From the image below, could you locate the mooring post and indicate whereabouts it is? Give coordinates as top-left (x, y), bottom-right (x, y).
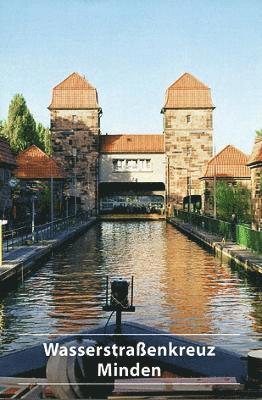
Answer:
top-left (115, 309), bottom-right (122, 334)
top-left (248, 349), bottom-right (262, 388)
top-left (0, 223), bottom-right (2, 267)
top-left (106, 276), bottom-right (109, 307)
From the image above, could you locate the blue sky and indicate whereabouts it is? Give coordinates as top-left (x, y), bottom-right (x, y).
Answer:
top-left (0, 0), bottom-right (261, 153)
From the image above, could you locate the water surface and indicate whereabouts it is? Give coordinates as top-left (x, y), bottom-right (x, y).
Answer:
top-left (0, 221), bottom-right (261, 354)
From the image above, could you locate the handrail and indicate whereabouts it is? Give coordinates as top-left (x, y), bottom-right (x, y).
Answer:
top-left (173, 209), bottom-right (262, 253)
top-left (3, 212), bottom-right (90, 253)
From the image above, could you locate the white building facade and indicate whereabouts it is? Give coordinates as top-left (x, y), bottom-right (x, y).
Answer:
top-left (99, 135), bottom-right (166, 214)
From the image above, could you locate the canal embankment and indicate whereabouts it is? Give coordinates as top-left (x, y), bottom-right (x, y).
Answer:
top-left (168, 217), bottom-right (262, 274)
top-left (0, 216), bottom-right (96, 292)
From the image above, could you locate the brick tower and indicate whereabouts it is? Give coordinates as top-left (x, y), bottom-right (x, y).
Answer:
top-left (49, 72), bottom-right (102, 214)
top-left (162, 73), bottom-right (214, 210)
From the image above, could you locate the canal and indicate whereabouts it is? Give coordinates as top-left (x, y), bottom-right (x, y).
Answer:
top-left (0, 221), bottom-right (261, 355)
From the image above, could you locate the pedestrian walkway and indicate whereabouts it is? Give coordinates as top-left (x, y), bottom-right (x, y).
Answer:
top-left (0, 217), bottom-right (96, 291)
top-left (3, 213), bottom-right (88, 253)
top-left (168, 217), bottom-right (262, 275)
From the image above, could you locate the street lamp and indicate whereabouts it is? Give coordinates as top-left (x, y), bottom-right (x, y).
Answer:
top-left (8, 177), bottom-right (20, 228)
top-left (188, 171), bottom-right (192, 213)
top-left (49, 160), bottom-right (55, 238)
top-left (166, 155), bottom-right (170, 209)
top-left (0, 219), bottom-right (8, 267)
top-left (65, 192), bottom-right (69, 218)
top-left (25, 182), bottom-right (44, 242)
top-left (186, 146), bottom-right (192, 214)
top-left (72, 148), bottom-right (77, 217)
top-left (213, 144), bottom-right (217, 219)
top-left (31, 195), bottom-right (37, 243)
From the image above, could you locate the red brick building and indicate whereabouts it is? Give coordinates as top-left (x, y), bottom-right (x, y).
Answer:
top-left (15, 145), bottom-right (64, 180)
top-left (14, 145), bottom-right (64, 223)
top-left (200, 145), bottom-right (251, 215)
top-left (0, 139), bottom-right (16, 218)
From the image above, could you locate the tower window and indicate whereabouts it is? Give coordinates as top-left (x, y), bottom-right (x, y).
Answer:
top-left (72, 115), bottom-right (78, 126)
top-left (186, 115), bottom-right (192, 123)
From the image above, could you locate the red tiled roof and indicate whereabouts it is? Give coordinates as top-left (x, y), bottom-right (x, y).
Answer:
top-left (100, 134), bottom-right (164, 153)
top-left (15, 145), bottom-right (64, 179)
top-left (247, 136), bottom-right (262, 166)
top-left (0, 139), bottom-right (16, 167)
top-left (48, 72), bottom-right (100, 110)
top-left (163, 73), bottom-right (214, 109)
top-left (201, 145), bottom-right (250, 179)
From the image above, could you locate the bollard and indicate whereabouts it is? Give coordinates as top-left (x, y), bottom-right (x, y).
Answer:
top-left (248, 349), bottom-right (262, 388)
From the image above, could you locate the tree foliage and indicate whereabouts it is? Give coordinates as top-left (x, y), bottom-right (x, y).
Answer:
top-left (216, 181), bottom-right (251, 223)
top-left (36, 122), bottom-right (51, 155)
top-left (2, 94), bottom-right (51, 154)
top-left (256, 129), bottom-right (262, 137)
top-left (0, 120), bottom-right (5, 139)
top-left (3, 94), bottom-right (37, 153)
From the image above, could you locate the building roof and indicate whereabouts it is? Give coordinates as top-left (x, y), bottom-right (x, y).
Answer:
top-left (100, 134), bottom-right (164, 154)
top-left (15, 145), bottom-right (64, 179)
top-left (0, 139), bottom-right (16, 167)
top-left (163, 73), bottom-right (214, 110)
top-left (247, 136), bottom-right (262, 167)
top-left (48, 72), bottom-right (100, 110)
top-left (201, 145), bottom-right (250, 179)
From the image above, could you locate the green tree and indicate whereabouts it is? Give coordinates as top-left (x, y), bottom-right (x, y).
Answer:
top-left (36, 122), bottom-right (51, 155)
top-left (255, 129), bottom-right (262, 137)
top-left (3, 94), bottom-right (38, 153)
top-left (0, 120), bottom-right (5, 139)
top-left (3, 94), bottom-right (51, 154)
top-left (216, 181), bottom-right (251, 223)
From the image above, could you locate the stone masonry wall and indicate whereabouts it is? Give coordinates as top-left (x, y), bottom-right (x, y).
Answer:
top-left (164, 109), bottom-right (213, 207)
top-left (51, 109), bottom-right (100, 213)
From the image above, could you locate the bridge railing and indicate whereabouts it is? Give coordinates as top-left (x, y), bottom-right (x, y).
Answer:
top-left (3, 212), bottom-right (90, 252)
top-left (173, 209), bottom-right (262, 253)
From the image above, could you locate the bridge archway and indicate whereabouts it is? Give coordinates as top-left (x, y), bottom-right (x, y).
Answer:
top-left (99, 182), bottom-right (165, 215)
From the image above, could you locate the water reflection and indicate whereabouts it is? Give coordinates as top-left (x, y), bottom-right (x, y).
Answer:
top-left (0, 221), bottom-right (261, 354)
